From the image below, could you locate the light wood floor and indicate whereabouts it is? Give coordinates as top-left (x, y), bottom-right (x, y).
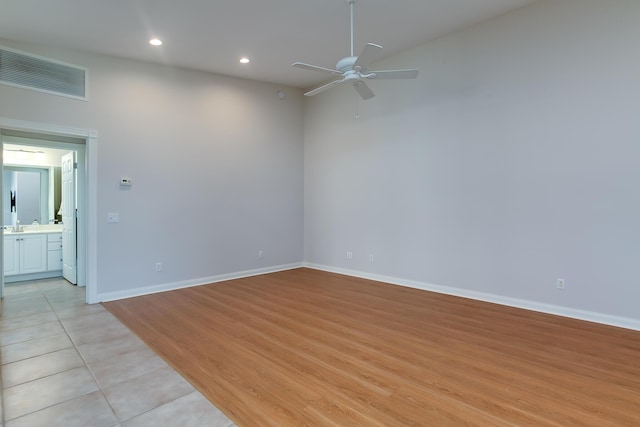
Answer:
top-left (104, 268), bottom-right (640, 426)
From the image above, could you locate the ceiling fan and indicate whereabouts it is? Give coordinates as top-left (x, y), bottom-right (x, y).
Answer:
top-left (292, 0), bottom-right (419, 100)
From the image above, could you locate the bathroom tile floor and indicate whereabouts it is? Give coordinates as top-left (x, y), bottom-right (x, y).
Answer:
top-left (0, 278), bottom-right (236, 427)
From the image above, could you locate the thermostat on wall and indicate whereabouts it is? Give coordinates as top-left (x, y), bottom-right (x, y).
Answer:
top-left (120, 177), bottom-right (133, 186)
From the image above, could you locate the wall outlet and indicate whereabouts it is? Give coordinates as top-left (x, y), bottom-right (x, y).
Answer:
top-left (369, 254), bottom-right (374, 263)
top-left (557, 278), bottom-right (565, 290)
top-left (346, 251), bottom-right (353, 259)
top-left (258, 250), bottom-right (264, 259)
top-left (155, 262), bottom-right (162, 272)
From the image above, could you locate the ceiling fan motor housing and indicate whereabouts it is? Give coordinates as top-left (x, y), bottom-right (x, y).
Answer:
top-left (336, 56), bottom-right (358, 73)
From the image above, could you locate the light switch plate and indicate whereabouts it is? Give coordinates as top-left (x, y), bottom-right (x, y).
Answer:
top-left (107, 212), bottom-right (119, 223)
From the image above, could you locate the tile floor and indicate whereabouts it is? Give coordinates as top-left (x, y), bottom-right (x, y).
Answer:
top-left (0, 278), bottom-right (236, 427)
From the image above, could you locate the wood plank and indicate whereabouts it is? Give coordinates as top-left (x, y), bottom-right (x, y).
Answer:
top-left (104, 268), bottom-right (640, 426)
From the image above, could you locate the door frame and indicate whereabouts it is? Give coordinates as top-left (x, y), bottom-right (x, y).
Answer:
top-left (0, 117), bottom-right (98, 303)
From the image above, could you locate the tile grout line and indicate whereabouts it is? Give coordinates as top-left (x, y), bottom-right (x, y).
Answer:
top-left (52, 301), bottom-right (200, 426)
top-left (0, 287), bottom-right (101, 424)
top-left (50, 296), bottom-right (122, 426)
top-left (0, 289), bottom-right (55, 424)
top-left (3, 281), bottom-right (235, 426)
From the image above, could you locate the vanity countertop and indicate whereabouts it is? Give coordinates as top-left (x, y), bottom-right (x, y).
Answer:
top-left (3, 225), bottom-right (63, 235)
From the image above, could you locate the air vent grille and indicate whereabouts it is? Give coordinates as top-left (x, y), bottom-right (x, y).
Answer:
top-left (0, 47), bottom-right (86, 99)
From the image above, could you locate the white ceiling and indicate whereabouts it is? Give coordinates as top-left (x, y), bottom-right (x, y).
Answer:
top-left (0, 0), bottom-right (536, 89)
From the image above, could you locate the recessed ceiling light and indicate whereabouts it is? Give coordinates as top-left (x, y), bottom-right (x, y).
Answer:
top-left (239, 57), bottom-right (250, 64)
top-left (149, 38), bottom-right (163, 46)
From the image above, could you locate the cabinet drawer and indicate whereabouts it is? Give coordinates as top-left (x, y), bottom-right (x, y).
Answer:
top-left (48, 233), bottom-right (62, 243)
top-left (48, 241), bottom-right (63, 250)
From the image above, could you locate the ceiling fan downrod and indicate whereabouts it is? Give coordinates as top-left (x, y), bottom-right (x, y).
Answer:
top-left (349, 0), bottom-right (355, 57)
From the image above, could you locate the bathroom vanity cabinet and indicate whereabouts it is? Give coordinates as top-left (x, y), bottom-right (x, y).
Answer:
top-left (3, 231), bottom-right (63, 280)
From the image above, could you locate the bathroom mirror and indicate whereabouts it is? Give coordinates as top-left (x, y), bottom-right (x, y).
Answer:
top-left (2, 166), bottom-right (61, 227)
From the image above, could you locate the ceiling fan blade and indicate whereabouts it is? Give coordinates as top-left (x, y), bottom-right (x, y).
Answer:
top-left (292, 62), bottom-right (341, 75)
top-left (304, 79), bottom-right (345, 96)
top-left (368, 69), bottom-right (419, 80)
top-left (353, 43), bottom-right (383, 72)
top-left (353, 81), bottom-right (375, 100)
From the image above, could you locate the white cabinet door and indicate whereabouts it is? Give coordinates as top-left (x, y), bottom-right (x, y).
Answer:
top-left (4, 236), bottom-right (20, 276)
top-left (47, 251), bottom-right (63, 271)
top-left (19, 234), bottom-right (47, 274)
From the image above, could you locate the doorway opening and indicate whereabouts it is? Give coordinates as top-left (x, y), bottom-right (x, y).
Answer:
top-left (3, 140), bottom-right (80, 285)
top-left (0, 118), bottom-right (97, 304)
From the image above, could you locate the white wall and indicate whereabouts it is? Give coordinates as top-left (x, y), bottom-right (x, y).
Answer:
top-left (304, 0), bottom-right (640, 325)
top-left (0, 39), bottom-right (305, 297)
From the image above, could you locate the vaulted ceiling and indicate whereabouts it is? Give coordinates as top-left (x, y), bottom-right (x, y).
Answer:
top-left (0, 0), bottom-right (536, 88)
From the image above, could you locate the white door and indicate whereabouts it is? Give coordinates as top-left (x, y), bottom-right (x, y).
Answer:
top-left (62, 151), bottom-right (77, 284)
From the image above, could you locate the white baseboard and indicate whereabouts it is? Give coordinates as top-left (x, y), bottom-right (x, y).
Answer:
top-left (95, 261), bottom-right (639, 332)
top-left (304, 263), bottom-right (640, 332)
top-left (96, 262), bottom-right (304, 303)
